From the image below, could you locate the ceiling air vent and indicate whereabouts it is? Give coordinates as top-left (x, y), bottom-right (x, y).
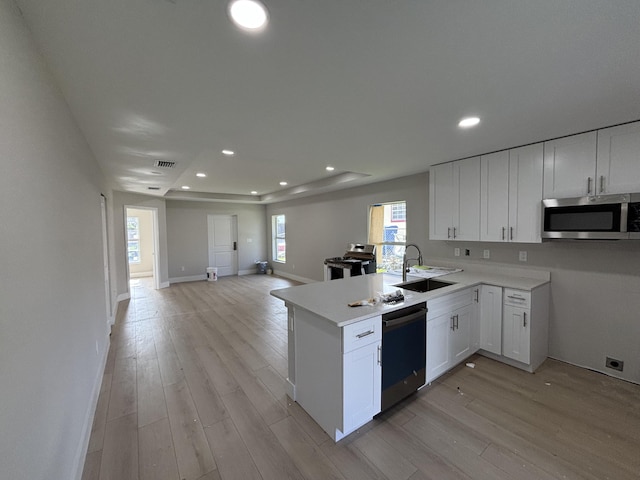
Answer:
top-left (148, 186), bottom-right (160, 190)
top-left (154, 160), bottom-right (176, 168)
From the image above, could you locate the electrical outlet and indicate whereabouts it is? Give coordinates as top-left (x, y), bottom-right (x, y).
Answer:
top-left (465, 249), bottom-right (470, 256)
top-left (454, 248), bottom-right (460, 257)
top-left (519, 251), bottom-right (528, 262)
top-left (483, 249), bottom-right (490, 259)
top-left (606, 357), bottom-right (624, 371)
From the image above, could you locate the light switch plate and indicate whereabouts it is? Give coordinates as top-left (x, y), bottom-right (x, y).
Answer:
top-left (519, 251), bottom-right (528, 262)
top-left (483, 249), bottom-right (490, 259)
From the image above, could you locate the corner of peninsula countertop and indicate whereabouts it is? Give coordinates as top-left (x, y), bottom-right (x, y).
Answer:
top-left (270, 265), bottom-right (550, 328)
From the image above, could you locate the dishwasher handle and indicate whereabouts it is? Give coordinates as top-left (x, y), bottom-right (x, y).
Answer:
top-left (383, 308), bottom-right (427, 329)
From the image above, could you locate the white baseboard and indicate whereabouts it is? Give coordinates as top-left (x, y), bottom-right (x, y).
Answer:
top-left (72, 334), bottom-right (111, 480)
top-left (159, 281), bottom-right (170, 289)
top-left (130, 271), bottom-right (153, 278)
top-left (238, 268), bottom-right (258, 275)
top-left (169, 274), bottom-right (207, 284)
top-left (273, 270), bottom-right (316, 284)
top-left (116, 292), bottom-right (130, 303)
top-left (286, 378), bottom-right (296, 400)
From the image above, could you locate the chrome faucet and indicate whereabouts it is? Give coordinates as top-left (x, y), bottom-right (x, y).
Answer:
top-left (403, 243), bottom-right (423, 281)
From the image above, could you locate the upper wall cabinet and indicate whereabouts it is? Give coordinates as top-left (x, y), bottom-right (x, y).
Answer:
top-left (543, 121), bottom-right (640, 198)
top-left (480, 144), bottom-right (543, 243)
top-left (429, 158), bottom-right (480, 241)
top-left (596, 122), bottom-right (640, 195)
top-left (543, 131), bottom-right (597, 198)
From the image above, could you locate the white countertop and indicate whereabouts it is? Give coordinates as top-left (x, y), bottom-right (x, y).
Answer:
top-left (270, 268), bottom-right (550, 328)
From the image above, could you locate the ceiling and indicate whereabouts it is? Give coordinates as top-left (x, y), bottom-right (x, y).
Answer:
top-left (15, 0), bottom-right (640, 203)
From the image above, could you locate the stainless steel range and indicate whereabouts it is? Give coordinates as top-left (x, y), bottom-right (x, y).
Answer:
top-left (324, 244), bottom-right (377, 281)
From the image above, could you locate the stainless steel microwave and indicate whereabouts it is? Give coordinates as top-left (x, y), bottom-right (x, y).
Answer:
top-left (542, 193), bottom-right (640, 240)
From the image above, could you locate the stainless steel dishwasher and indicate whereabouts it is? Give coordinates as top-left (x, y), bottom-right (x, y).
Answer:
top-left (381, 302), bottom-right (427, 411)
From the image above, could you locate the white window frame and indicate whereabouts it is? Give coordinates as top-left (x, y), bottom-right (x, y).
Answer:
top-left (127, 216), bottom-right (141, 264)
top-left (272, 214), bottom-right (286, 263)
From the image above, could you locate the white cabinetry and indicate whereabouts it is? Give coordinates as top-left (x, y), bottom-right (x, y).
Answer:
top-left (502, 286), bottom-right (550, 372)
top-left (596, 121), bottom-right (640, 195)
top-left (479, 285), bottom-right (502, 355)
top-left (480, 144), bottom-right (543, 243)
top-left (429, 158), bottom-right (480, 241)
top-left (294, 310), bottom-right (381, 441)
top-left (426, 288), bottom-right (477, 383)
top-left (543, 131), bottom-right (597, 198)
top-left (342, 318), bottom-right (381, 434)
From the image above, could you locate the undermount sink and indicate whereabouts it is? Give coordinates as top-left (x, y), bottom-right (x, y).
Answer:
top-left (394, 278), bottom-right (454, 293)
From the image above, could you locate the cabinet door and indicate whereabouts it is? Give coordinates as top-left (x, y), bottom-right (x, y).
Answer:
top-left (454, 157), bottom-right (481, 241)
top-left (596, 122), bottom-right (640, 195)
top-left (429, 162), bottom-right (454, 240)
top-left (509, 143), bottom-right (543, 243)
top-left (450, 304), bottom-right (473, 365)
top-left (502, 305), bottom-right (530, 364)
top-left (543, 131), bottom-right (597, 198)
top-left (343, 341), bottom-right (381, 433)
top-left (426, 312), bottom-right (451, 383)
top-left (479, 285), bottom-right (502, 355)
top-left (480, 151), bottom-right (510, 242)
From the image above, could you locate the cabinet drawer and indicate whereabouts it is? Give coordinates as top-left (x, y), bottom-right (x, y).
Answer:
top-left (503, 289), bottom-right (530, 308)
top-left (343, 316), bottom-right (382, 353)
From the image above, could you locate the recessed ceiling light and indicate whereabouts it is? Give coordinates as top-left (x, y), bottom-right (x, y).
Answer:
top-left (222, 149), bottom-right (235, 156)
top-left (326, 166), bottom-right (335, 171)
top-left (279, 181), bottom-right (288, 186)
top-left (228, 0), bottom-right (268, 31)
top-left (458, 116), bottom-right (481, 128)
top-left (251, 191), bottom-right (258, 195)
top-left (181, 185), bottom-right (190, 190)
top-left (196, 172), bottom-right (207, 177)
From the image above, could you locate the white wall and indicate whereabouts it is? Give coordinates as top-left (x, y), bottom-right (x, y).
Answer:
top-left (127, 208), bottom-right (154, 276)
top-left (0, 2), bottom-right (110, 478)
top-left (267, 172), bottom-right (640, 384)
top-left (166, 200), bottom-right (267, 279)
top-left (266, 174), bottom-right (429, 282)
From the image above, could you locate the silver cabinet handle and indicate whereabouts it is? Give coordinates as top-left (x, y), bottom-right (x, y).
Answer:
top-left (377, 344), bottom-right (382, 366)
top-left (507, 295), bottom-right (525, 300)
top-left (474, 289), bottom-right (479, 303)
top-left (587, 176), bottom-right (592, 195)
top-left (510, 227), bottom-right (514, 241)
top-left (453, 227), bottom-right (457, 239)
top-left (456, 314), bottom-right (459, 330)
top-left (523, 312), bottom-right (527, 327)
top-left (447, 227), bottom-right (451, 239)
top-left (451, 316), bottom-right (455, 331)
top-left (356, 330), bottom-right (374, 339)
top-left (600, 175), bottom-right (605, 194)
top-left (502, 227), bottom-right (505, 240)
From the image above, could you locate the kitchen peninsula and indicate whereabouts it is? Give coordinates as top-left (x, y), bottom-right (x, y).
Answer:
top-left (271, 267), bottom-right (550, 441)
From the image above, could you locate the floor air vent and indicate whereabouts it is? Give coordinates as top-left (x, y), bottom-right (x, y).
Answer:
top-left (148, 186), bottom-right (160, 190)
top-left (154, 160), bottom-right (176, 168)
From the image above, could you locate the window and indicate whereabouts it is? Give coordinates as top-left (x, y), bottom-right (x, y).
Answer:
top-left (368, 202), bottom-right (406, 273)
top-left (391, 203), bottom-right (406, 222)
top-left (272, 214), bottom-right (286, 263)
top-left (127, 216), bottom-right (141, 264)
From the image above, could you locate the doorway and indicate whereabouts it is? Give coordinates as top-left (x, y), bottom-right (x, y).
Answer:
top-left (125, 206), bottom-right (160, 289)
top-left (207, 214), bottom-right (238, 277)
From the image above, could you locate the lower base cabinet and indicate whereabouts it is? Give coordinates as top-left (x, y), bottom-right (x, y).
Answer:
top-left (293, 309), bottom-right (382, 442)
top-left (426, 288), bottom-right (476, 383)
top-left (343, 340), bottom-right (381, 434)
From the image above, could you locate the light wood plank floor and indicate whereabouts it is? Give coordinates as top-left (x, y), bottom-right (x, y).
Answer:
top-left (83, 275), bottom-right (640, 480)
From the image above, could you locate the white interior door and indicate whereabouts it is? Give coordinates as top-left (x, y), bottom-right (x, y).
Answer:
top-left (208, 215), bottom-right (238, 277)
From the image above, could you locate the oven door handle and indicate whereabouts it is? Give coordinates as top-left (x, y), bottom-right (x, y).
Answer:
top-left (383, 309), bottom-right (427, 329)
